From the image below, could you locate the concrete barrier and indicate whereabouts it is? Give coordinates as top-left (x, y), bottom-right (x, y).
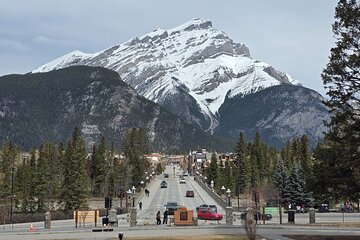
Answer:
top-left (194, 177), bottom-right (226, 209)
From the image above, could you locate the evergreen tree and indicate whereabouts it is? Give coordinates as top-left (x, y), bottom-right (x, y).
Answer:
top-left (14, 158), bottom-right (29, 213)
top-left (28, 149), bottom-right (37, 212)
top-left (206, 151), bottom-right (218, 186)
top-left (249, 132), bottom-right (265, 185)
top-left (319, 0), bottom-right (360, 200)
top-left (273, 158), bottom-right (289, 204)
top-left (234, 132), bottom-right (248, 194)
top-left (216, 158), bottom-right (225, 192)
top-left (223, 159), bottom-right (233, 192)
top-left (90, 136), bottom-right (108, 196)
top-left (0, 141), bottom-right (17, 200)
top-left (290, 137), bottom-right (299, 166)
top-left (35, 144), bottom-right (51, 212)
top-left (298, 135), bottom-right (312, 188)
top-left (280, 140), bottom-right (292, 170)
top-left (60, 127), bottom-right (89, 213)
top-left (310, 140), bottom-right (344, 203)
top-left (286, 162), bottom-right (313, 207)
top-left (123, 128), bottom-right (149, 187)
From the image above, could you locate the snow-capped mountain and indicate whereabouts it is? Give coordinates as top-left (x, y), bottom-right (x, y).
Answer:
top-left (33, 18), bottom-right (302, 132)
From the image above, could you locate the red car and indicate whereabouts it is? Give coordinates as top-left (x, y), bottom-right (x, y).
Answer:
top-left (197, 209), bottom-right (223, 220)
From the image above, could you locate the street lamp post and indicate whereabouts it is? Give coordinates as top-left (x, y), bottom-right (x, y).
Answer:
top-left (226, 189), bottom-right (232, 206)
top-left (131, 186), bottom-right (136, 208)
top-left (221, 186), bottom-right (226, 202)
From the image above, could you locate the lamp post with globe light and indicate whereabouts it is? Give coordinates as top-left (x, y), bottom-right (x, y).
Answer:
top-left (127, 187), bottom-right (137, 227)
top-left (226, 188), bottom-right (232, 206)
top-left (221, 186), bottom-right (226, 202)
top-left (225, 188), bottom-right (233, 226)
top-left (131, 186), bottom-right (136, 207)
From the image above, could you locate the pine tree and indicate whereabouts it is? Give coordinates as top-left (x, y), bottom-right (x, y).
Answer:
top-left (123, 128), bottom-right (149, 187)
top-left (60, 127), bottom-right (89, 213)
top-left (90, 136), bottom-right (108, 197)
top-left (286, 162), bottom-right (313, 207)
top-left (223, 159), bottom-right (234, 192)
top-left (234, 132), bottom-right (248, 194)
top-left (273, 158), bottom-right (289, 204)
top-left (319, 0), bottom-right (360, 200)
top-left (298, 135), bottom-right (312, 188)
top-left (28, 149), bottom-right (37, 212)
top-left (310, 140), bottom-right (344, 203)
top-left (206, 151), bottom-right (218, 186)
top-left (249, 132), bottom-right (265, 185)
top-left (0, 141), bottom-right (17, 200)
top-left (35, 144), bottom-right (51, 212)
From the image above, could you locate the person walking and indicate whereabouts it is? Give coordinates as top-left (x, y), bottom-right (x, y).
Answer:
top-left (163, 209), bottom-right (168, 224)
top-left (156, 211), bottom-right (161, 225)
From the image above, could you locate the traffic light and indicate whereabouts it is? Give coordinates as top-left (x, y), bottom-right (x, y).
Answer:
top-left (252, 191), bottom-right (259, 203)
top-left (105, 196), bottom-right (112, 209)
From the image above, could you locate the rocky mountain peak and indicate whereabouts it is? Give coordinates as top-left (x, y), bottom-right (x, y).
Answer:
top-left (32, 19), bottom-right (309, 135)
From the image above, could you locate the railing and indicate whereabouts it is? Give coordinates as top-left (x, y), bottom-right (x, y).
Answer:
top-left (193, 177), bottom-right (227, 209)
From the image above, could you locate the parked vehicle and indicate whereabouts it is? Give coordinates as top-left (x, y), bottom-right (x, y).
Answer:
top-left (160, 181), bottom-right (167, 188)
top-left (165, 202), bottom-right (178, 215)
top-left (186, 190), bottom-right (194, 197)
top-left (197, 209), bottom-right (223, 220)
top-left (240, 210), bottom-right (272, 221)
top-left (196, 204), bottom-right (217, 213)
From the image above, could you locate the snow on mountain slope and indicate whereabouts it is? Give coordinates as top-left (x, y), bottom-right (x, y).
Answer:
top-left (33, 18), bottom-right (301, 131)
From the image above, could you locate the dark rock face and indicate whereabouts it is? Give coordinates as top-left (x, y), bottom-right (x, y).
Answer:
top-left (216, 84), bottom-right (328, 147)
top-left (0, 66), bottom-right (227, 152)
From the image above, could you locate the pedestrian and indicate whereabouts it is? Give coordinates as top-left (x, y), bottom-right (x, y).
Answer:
top-left (163, 209), bottom-right (168, 224)
top-left (156, 211), bottom-right (161, 225)
top-left (139, 201), bottom-right (142, 210)
top-left (145, 189), bottom-right (150, 197)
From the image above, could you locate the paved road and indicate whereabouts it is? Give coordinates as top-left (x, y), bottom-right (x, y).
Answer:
top-left (135, 164), bottom-right (226, 225)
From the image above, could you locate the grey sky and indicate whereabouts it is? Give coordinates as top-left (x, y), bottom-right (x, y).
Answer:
top-left (0, 0), bottom-right (338, 96)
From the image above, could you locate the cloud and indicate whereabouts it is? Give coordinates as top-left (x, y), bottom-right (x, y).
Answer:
top-left (33, 35), bottom-right (79, 47)
top-left (0, 39), bottom-right (28, 52)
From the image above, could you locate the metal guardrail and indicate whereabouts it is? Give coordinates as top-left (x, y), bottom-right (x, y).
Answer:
top-left (193, 177), bottom-right (227, 209)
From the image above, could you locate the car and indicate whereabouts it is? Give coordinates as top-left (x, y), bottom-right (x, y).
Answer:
top-left (179, 178), bottom-right (186, 184)
top-left (186, 190), bottom-right (194, 197)
top-left (197, 208), bottom-right (223, 220)
top-left (240, 210), bottom-right (272, 221)
top-left (160, 181), bottom-right (167, 188)
top-left (183, 172), bottom-right (189, 177)
top-left (165, 202), bottom-right (178, 215)
top-left (164, 173), bottom-right (169, 178)
top-left (196, 204), bottom-right (217, 213)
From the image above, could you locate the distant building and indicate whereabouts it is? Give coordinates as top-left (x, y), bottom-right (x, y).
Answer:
top-left (144, 153), bottom-right (162, 166)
